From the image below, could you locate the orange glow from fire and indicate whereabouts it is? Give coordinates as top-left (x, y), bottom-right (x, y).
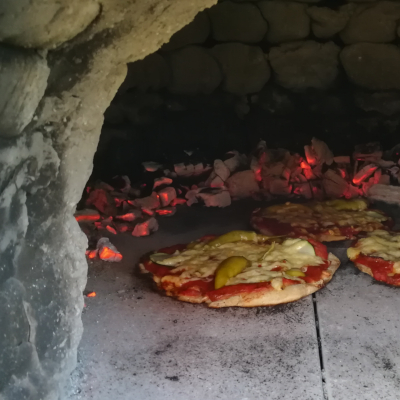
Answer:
top-left (171, 198), bottom-right (186, 206)
top-left (86, 249), bottom-right (98, 259)
top-left (114, 198), bottom-right (124, 207)
top-left (106, 226), bottom-right (117, 235)
top-left (159, 192), bottom-right (170, 204)
top-left (99, 246), bottom-right (123, 261)
top-left (156, 209), bottom-right (173, 215)
top-left (338, 168), bottom-right (346, 179)
top-left (142, 208), bottom-right (154, 216)
top-left (87, 291), bottom-right (96, 297)
top-left (75, 214), bottom-right (100, 222)
top-left (300, 161), bottom-right (310, 169)
top-left (255, 168), bottom-right (262, 182)
top-left (353, 166), bottom-right (378, 185)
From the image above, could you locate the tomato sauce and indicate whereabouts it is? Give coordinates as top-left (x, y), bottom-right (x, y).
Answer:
top-left (208, 282), bottom-right (272, 302)
top-left (143, 260), bottom-right (172, 277)
top-left (257, 217), bottom-right (293, 235)
top-left (177, 279), bottom-right (214, 297)
top-left (354, 255), bottom-right (400, 286)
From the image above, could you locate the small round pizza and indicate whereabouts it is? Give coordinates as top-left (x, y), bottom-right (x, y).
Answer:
top-left (251, 199), bottom-right (391, 242)
top-left (347, 230), bottom-right (400, 286)
top-left (139, 230), bottom-right (340, 308)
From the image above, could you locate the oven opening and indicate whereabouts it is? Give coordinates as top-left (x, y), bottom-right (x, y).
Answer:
top-left (2, 1), bottom-right (400, 400)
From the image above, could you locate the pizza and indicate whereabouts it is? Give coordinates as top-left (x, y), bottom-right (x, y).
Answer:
top-left (139, 230), bottom-right (340, 308)
top-left (347, 230), bottom-right (400, 286)
top-left (251, 199), bottom-right (392, 242)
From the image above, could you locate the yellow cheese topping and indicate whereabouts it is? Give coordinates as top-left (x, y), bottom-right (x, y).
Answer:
top-left (261, 201), bottom-right (387, 231)
top-left (159, 238), bottom-right (325, 287)
top-left (347, 230), bottom-right (400, 268)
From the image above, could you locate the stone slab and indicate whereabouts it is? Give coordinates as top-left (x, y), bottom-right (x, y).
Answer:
top-left (68, 201), bottom-right (324, 400)
top-left (319, 233), bottom-right (400, 400)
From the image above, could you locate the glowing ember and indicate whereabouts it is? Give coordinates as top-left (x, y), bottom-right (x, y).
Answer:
top-left (117, 211), bottom-right (141, 222)
top-left (142, 208), bottom-right (155, 216)
top-left (338, 168), bottom-right (346, 179)
top-left (86, 249), bottom-right (98, 259)
top-left (106, 226), bottom-right (117, 235)
top-left (75, 213), bottom-right (100, 222)
top-left (156, 207), bottom-right (176, 216)
top-left (99, 246), bottom-right (122, 261)
top-left (300, 161), bottom-right (311, 169)
top-left (353, 164), bottom-right (378, 185)
top-left (171, 198), bottom-right (187, 206)
top-left (97, 238), bottom-right (123, 262)
top-left (87, 291), bottom-right (96, 297)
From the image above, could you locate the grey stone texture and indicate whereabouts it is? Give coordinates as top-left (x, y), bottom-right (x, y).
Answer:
top-left (161, 11), bottom-right (211, 51)
top-left (307, 6), bottom-right (349, 39)
top-left (340, 43), bottom-right (400, 90)
top-left (0, 45), bottom-right (49, 138)
top-left (0, 0), bottom-right (100, 49)
top-left (340, 2), bottom-right (400, 44)
top-left (0, 1), bottom-right (217, 400)
top-left (208, 2), bottom-right (268, 43)
top-left (167, 46), bottom-right (222, 94)
top-left (211, 43), bottom-right (270, 94)
top-left (269, 41), bottom-right (340, 90)
top-left (354, 91), bottom-right (400, 116)
top-left (258, 1), bottom-right (310, 43)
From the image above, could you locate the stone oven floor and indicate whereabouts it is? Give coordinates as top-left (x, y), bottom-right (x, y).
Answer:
top-left (67, 200), bottom-right (400, 400)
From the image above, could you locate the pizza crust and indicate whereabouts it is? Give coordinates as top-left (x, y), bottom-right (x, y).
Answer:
top-left (353, 262), bottom-right (373, 278)
top-left (208, 253), bottom-right (340, 308)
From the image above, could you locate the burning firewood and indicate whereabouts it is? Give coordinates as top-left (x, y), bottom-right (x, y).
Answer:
top-left (305, 138), bottom-right (334, 166)
top-left (226, 170), bottom-right (260, 199)
top-left (352, 164), bottom-right (378, 185)
top-left (157, 187), bottom-right (177, 207)
top-left (156, 207), bottom-right (177, 216)
top-left (86, 188), bottom-right (118, 216)
top-left (116, 210), bottom-right (142, 222)
top-left (323, 169), bottom-right (349, 198)
top-left (132, 217), bottom-right (159, 237)
top-left (96, 238), bottom-right (123, 262)
top-left (134, 192), bottom-right (160, 209)
top-left (197, 188), bottom-right (231, 208)
top-left (224, 151), bottom-right (247, 173)
top-left (205, 159), bottom-right (231, 187)
top-left (153, 177), bottom-right (173, 189)
top-left (74, 209), bottom-right (101, 222)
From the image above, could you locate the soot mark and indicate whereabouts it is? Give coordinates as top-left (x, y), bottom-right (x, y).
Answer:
top-left (165, 376), bottom-right (179, 381)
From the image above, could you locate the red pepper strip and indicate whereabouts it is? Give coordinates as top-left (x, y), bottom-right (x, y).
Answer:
top-left (142, 259), bottom-right (172, 277)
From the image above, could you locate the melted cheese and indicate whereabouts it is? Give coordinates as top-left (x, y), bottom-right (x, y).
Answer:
top-left (262, 202), bottom-right (387, 231)
top-left (348, 230), bottom-right (400, 272)
top-left (161, 238), bottom-right (324, 286)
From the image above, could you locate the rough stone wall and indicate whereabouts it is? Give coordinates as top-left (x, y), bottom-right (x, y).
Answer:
top-left (118, 0), bottom-right (400, 106)
top-left (0, 1), bottom-right (216, 399)
top-left (100, 0), bottom-right (400, 177)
